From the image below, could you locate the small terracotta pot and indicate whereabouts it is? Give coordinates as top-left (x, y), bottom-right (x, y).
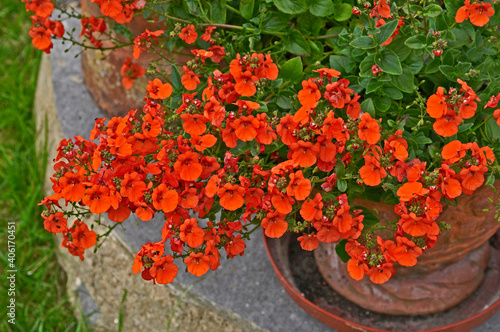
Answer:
top-left (263, 230), bottom-right (500, 332)
top-left (314, 182), bottom-right (500, 316)
top-left (80, 0), bottom-right (192, 117)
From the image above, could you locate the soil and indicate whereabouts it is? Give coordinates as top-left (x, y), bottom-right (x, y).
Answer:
top-left (288, 233), bottom-right (500, 331)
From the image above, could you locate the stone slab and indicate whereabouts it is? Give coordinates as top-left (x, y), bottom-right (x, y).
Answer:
top-left (38, 8), bottom-right (500, 332)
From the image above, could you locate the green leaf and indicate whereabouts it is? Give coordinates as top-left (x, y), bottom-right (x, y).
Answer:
top-left (414, 132), bottom-right (433, 146)
top-left (381, 85), bottom-right (403, 100)
top-left (424, 4), bottom-right (442, 17)
top-left (373, 95), bottom-right (392, 112)
top-left (337, 179), bottom-right (347, 192)
top-left (458, 123), bottom-right (474, 132)
top-left (361, 98), bottom-right (375, 117)
top-left (209, 0), bottom-right (227, 23)
top-left (425, 57), bottom-right (441, 74)
top-left (366, 79), bottom-right (384, 94)
top-left (354, 206), bottom-right (380, 229)
top-left (485, 118), bottom-right (500, 141)
top-left (334, 3), bottom-right (352, 21)
top-left (404, 35), bottom-right (427, 49)
top-left (375, 19), bottom-right (399, 45)
top-left (335, 239), bottom-right (350, 263)
top-left (298, 12), bottom-right (325, 36)
top-left (277, 96), bottom-right (293, 109)
top-left (262, 15), bottom-right (290, 32)
top-left (279, 57), bottom-right (303, 83)
top-left (171, 65), bottom-right (182, 90)
top-left (359, 54), bottom-right (376, 77)
top-left (284, 30), bottom-right (311, 56)
top-left (308, 0), bottom-right (335, 17)
top-left (443, 0), bottom-right (461, 14)
top-left (329, 54), bottom-right (356, 74)
top-left (391, 65), bottom-right (415, 93)
top-left (239, 0), bottom-right (255, 20)
top-left (273, 0), bottom-right (308, 14)
top-left (375, 49), bottom-right (402, 75)
top-left (350, 36), bottom-right (377, 49)
top-left (439, 62), bottom-right (472, 82)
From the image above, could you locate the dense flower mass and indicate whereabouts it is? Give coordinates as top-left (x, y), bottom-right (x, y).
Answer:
top-left (40, 50), bottom-right (497, 284)
top-left (31, 0), bottom-right (500, 286)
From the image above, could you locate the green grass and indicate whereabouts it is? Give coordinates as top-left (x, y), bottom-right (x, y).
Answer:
top-left (0, 1), bottom-right (84, 331)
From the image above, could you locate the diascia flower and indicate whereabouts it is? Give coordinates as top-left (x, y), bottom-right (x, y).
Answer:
top-left (455, 0), bottom-right (495, 27)
top-left (38, 38), bottom-right (498, 290)
top-left (179, 24), bottom-right (198, 44)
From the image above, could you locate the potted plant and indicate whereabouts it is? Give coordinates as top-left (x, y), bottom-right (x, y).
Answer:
top-left (26, 0), bottom-right (500, 326)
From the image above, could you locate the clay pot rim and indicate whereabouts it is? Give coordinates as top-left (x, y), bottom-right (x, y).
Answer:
top-left (262, 231), bottom-right (500, 332)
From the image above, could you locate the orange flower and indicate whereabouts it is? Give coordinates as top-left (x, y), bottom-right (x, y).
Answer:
top-left (400, 213), bottom-right (428, 237)
top-left (441, 140), bottom-right (464, 163)
top-left (367, 263), bottom-right (395, 284)
top-left (358, 113), bottom-right (380, 145)
top-left (59, 171), bottom-right (86, 202)
top-left (469, 2), bottom-right (494, 27)
top-left (201, 26), bottom-right (216, 42)
top-left (72, 222), bottom-right (97, 249)
top-left (426, 87), bottom-right (447, 118)
top-left (191, 134), bottom-right (217, 151)
top-left (100, 0), bottom-right (122, 17)
top-left (370, 0), bottom-right (391, 19)
top-left (217, 183), bottom-right (245, 211)
top-left (460, 165), bottom-right (487, 191)
top-left (290, 140), bottom-right (319, 167)
top-left (234, 71), bottom-right (258, 97)
top-left (152, 184), bottom-right (179, 213)
top-left (432, 109), bottom-right (462, 137)
top-left (181, 66), bottom-right (201, 91)
top-left (347, 258), bottom-right (366, 281)
top-left (231, 115), bottom-right (260, 141)
top-left (150, 255), bottom-right (178, 284)
top-left (82, 185), bottom-right (111, 214)
top-left (107, 204), bottom-right (130, 223)
top-left (297, 234), bottom-right (319, 251)
top-left (300, 193), bottom-right (323, 221)
top-left (184, 252), bottom-right (210, 276)
top-left (359, 155), bottom-right (386, 186)
top-left (179, 24), bottom-right (198, 44)
top-left (298, 80), bottom-right (321, 107)
top-left (324, 79), bottom-right (353, 108)
top-left (271, 193), bottom-right (294, 214)
top-left (146, 78), bottom-right (172, 99)
top-left (174, 151), bottom-right (202, 181)
top-left (43, 212), bottom-right (67, 233)
top-left (180, 114), bottom-right (208, 136)
top-left (225, 234), bottom-right (246, 258)
top-left (396, 182), bottom-right (429, 202)
top-left (286, 170), bottom-right (311, 200)
top-left (261, 211), bottom-right (288, 238)
top-left (455, 0), bottom-right (471, 23)
top-left (205, 175), bottom-right (221, 197)
top-left (254, 53), bottom-right (279, 80)
top-left (179, 218), bottom-right (205, 248)
top-left (120, 58), bottom-right (145, 89)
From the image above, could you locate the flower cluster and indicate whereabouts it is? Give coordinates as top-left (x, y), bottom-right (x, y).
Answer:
top-left (31, 0), bottom-right (500, 286)
top-left (426, 79), bottom-right (480, 137)
top-left (23, 0), bottom-right (64, 53)
top-left (40, 47), bottom-right (498, 285)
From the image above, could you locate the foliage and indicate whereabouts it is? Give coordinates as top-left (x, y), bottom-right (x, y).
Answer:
top-left (25, 0), bottom-right (500, 286)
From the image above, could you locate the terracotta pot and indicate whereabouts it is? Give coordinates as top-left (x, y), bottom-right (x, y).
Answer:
top-left (80, 0), bottom-right (192, 117)
top-left (263, 230), bottom-right (500, 332)
top-left (314, 182), bottom-right (500, 316)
